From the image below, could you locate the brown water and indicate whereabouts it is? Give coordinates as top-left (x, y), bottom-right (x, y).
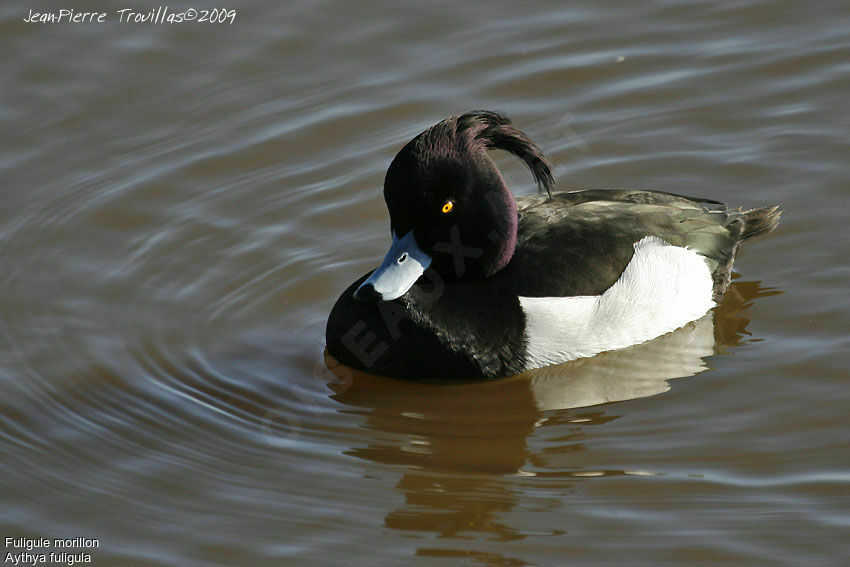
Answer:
top-left (2, 1), bottom-right (849, 565)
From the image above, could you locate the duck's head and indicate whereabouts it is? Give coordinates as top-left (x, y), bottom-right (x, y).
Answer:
top-left (355, 111), bottom-right (555, 302)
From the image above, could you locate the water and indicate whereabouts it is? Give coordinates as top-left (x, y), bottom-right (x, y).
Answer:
top-left (2, 1), bottom-right (849, 565)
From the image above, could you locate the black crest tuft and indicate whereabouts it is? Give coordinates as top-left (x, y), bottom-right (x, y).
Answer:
top-left (456, 110), bottom-right (555, 196)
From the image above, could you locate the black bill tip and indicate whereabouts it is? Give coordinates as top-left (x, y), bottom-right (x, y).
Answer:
top-left (353, 283), bottom-right (382, 303)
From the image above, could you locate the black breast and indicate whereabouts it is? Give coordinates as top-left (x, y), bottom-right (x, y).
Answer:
top-left (326, 272), bottom-right (527, 382)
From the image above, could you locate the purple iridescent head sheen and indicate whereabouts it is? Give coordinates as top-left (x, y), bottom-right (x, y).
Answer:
top-left (381, 111), bottom-right (553, 281)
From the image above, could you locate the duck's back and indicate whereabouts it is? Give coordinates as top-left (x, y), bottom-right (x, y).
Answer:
top-left (503, 189), bottom-right (780, 300)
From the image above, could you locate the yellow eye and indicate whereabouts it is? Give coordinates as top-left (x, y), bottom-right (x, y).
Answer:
top-left (441, 200), bottom-right (454, 214)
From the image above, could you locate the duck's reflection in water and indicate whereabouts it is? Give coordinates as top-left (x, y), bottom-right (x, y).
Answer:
top-left (325, 279), bottom-right (779, 543)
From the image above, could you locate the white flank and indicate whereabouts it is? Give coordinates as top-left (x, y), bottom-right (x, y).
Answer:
top-left (519, 236), bottom-right (715, 369)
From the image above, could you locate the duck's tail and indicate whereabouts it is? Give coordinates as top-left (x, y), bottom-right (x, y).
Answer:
top-left (742, 205), bottom-right (782, 241)
top-left (710, 204), bottom-right (781, 299)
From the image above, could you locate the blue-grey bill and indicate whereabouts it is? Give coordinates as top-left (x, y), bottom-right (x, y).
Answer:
top-left (356, 230), bottom-right (432, 301)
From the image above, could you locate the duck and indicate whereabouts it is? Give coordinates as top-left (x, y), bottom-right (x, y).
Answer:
top-left (325, 110), bottom-right (780, 382)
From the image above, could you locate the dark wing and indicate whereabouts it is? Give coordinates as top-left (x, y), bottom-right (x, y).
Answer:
top-left (502, 189), bottom-right (777, 299)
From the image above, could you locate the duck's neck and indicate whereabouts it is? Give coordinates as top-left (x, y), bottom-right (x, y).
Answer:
top-left (486, 192), bottom-right (517, 276)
